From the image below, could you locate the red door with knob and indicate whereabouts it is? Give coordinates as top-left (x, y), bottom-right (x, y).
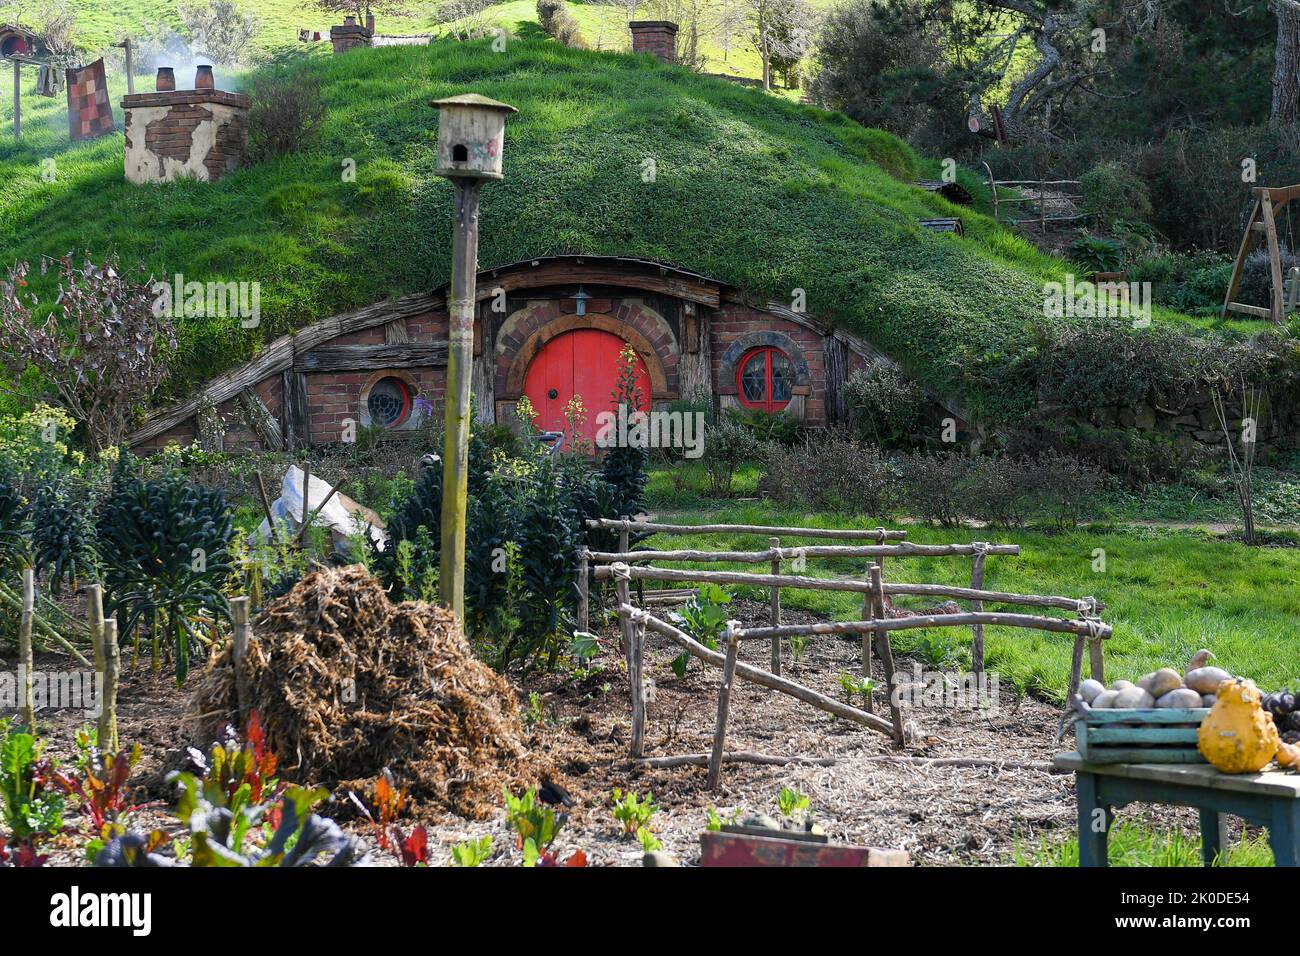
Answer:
top-left (522, 329), bottom-right (650, 449)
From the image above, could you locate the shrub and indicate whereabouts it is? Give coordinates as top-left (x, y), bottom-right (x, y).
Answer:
top-left (96, 465), bottom-right (235, 683)
top-left (726, 406), bottom-right (801, 445)
top-left (1079, 162), bottom-right (1153, 231)
top-left (30, 482), bottom-right (97, 595)
top-left (601, 344), bottom-right (648, 518)
top-left (759, 430), bottom-right (899, 516)
top-left (248, 72), bottom-right (323, 162)
top-left (843, 363), bottom-right (924, 448)
top-left (1068, 236), bottom-right (1126, 275)
top-left (179, 0), bottom-right (260, 67)
top-left (1004, 418), bottom-right (1210, 487)
top-left (702, 417), bottom-right (760, 497)
top-left (536, 0), bottom-right (586, 48)
top-left (896, 451), bottom-right (968, 527)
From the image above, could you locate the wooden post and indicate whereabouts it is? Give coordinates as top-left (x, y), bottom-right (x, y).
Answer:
top-left (12, 59), bottom-right (20, 139)
top-left (298, 460), bottom-right (312, 546)
top-left (970, 543), bottom-right (987, 677)
top-left (254, 470), bottom-right (282, 547)
top-left (618, 525), bottom-right (630, 566)
top-left (439, 178), bottom-right (484, 623)
top-left (708, 625), bottom-right (741, 790)
top-left (1067, 632), bottom-right (1086, 704)
top-left (860, 590), bottom-right (874, 713)
top-left (19, 568), bottom-right (34, 729)
top-left (615, 564), bottom-right (631, 658)
top-left (1089, 630), bottom-right (1105, 684)
top-left (768, 536), bottom-right (781, 676)
top-left (576, 550), bottom-right (589, 634)
top-left (871, 564), bottom-right (904, 745)
top-left (87, 583), bottom-right (105, 676)
top-left (231, 597), bottom-right (252, 725)
top-left (98, 619), bottom-right (119, 752)
top-left (629, 614), bottom-right (646, 757)
top-left (124, 38), bottom-right (135, 94)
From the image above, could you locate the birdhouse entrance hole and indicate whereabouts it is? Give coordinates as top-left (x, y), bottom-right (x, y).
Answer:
top-left (453, 144), bottom-right (468, 162)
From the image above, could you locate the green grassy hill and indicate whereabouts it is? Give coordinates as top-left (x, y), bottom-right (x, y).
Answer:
top-left (0, 36), bottom-right (1237, 420)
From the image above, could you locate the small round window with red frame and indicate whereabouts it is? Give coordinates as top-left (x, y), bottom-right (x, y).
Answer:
top-left (367, 376), bottom-right (413, 429)
top-left (737, 347), bottom-right (793, 412)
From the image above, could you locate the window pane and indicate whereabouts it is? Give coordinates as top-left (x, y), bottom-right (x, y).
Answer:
top-left (741, 352), bottom-right (767, 402)
top-left (770, 351), bottom-right (792, 403)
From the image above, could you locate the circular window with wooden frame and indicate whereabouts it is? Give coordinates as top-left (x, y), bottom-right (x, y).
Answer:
top-left (359, 369), bottom-right (420, 431)
top-left (735, 346), bottom-right (793, 413)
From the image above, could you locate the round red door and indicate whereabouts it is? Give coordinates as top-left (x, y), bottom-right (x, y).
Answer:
top-left (522, 328), bottom-right (650, 449)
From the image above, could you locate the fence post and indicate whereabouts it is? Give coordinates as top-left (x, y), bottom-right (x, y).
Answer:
top-left (769, 536), bottom-right (781, 676)
top-left (1083, 598), bottom-right (1104, 683)
top-left (860, 588), bottom-right (874, 713)
top-left (98, 618), bottom-right (119, 752)
top-left (231, 597), bottom-right (252, 725)
top-left (19, 568), bottom-right (34, 730)
top-left (970, 542), bottom-right (988, 677)
top-left (629, 612), bottom-right (646, 758)
top-left (871, 564), bottom-right (905, 745)
top-left (708, 624), bottom-right (741, 791)
top-left (576, 549), bottom-right (589, 634)
top-left (87, 583), bottom-right (105, 676)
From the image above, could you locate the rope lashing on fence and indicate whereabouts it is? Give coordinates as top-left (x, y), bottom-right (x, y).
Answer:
top-left (1075, 596), bottom-right (1100, 617)
top-left (610, 561), bottom-right (632, 582)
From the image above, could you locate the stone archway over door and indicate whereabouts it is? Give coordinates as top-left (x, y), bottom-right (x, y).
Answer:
top-left (522, 328), bottom-right (649, 449)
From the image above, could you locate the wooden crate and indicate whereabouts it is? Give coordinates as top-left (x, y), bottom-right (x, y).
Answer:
top-left (1075, 706), bottom-right (1209, 764)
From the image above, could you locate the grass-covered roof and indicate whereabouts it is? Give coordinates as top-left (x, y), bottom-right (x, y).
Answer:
top-left (0, 37), bottom-right (1228, 419)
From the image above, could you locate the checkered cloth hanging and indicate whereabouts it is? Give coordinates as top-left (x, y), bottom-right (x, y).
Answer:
top-left (65, 58), bottom-right (115, 141)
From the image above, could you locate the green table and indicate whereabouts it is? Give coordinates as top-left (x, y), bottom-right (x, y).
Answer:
top-left (1054, 752), bottom-right (1300, 867)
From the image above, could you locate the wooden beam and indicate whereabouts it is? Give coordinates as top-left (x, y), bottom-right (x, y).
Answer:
top-left (480, 261), bottom-right (721, 307)
top-left (586, 517), bottom-right (907, 540)
top-left (295, 342), bottom-right (449, 372)
top-left (281, 370), bottom-right (310, 450)
top-left (237, 388), bottom-right (284, 451)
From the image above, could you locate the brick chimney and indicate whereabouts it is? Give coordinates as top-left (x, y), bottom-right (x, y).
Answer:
top-left (330, 14), bottom-right (374, 53)
top-left (121, 73), bottom-right (249, 184)
top-left (629, 21), bottom-right (678, 63)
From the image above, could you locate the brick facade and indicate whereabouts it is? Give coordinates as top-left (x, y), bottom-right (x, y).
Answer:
top-left (122, 88), bottom-right (249, 184)
top-left (129, 264), bottom-right (844, 453)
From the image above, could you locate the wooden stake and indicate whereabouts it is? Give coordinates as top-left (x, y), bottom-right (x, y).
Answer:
top-left (254, 470), bottom-right (282, 547)
top-left (298, 461), bottom-right (312, 545)
top-left (98, 618), bottom-right (119, 752)
top-left (439, 178), bottom-right (484, 623)
top-left (970, 543), bottom-right (987, 676)
top-left (860, 589), bottom-right (874, 713)
top-left (19, 568), bottom-right (34, 729)
top-left (629, 614), bottom-right (646, 758)
top-left (1089, 632), bottom-right (1105, 684)
top-left (12, 60), bottom-right (20, 140)
top-left (87, 583), bottom-right (105, 676)
top-left (576, 550), bottom-right (589, 634)
top-left (871, 564), bottom-right (905, 746)
top-left (768, 536), bottom-right (781, 676)
top-left (708, 626), bottom-right (741, 790)
top-left (1066, 632), bottom-right (1086, 704)
top-left (231, 597), bottom-right (252, 725)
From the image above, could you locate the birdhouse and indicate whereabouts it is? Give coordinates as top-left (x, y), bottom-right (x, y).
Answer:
top-left (432, 94), bottom-right (517, 181)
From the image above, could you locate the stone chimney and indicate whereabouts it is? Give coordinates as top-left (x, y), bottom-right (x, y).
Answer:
top-left (330, 14), bottom-right (374, 53)
top-left (629, 21), bottom-right (678, 64)
top-left (121, 73), bottom-right (249, 185)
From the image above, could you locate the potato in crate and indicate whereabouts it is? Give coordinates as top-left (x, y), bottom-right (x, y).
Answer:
top-left (1073, 695), bottom-right (1209, 764)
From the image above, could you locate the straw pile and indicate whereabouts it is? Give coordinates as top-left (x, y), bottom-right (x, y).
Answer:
top-left (188, 565), bottom-right (548, 818)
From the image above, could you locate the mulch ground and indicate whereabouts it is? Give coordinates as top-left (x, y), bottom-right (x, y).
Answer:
top-left (3, 595), bottom-right (1215, 867)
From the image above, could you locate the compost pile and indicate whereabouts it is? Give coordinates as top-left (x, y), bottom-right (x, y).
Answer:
top-left (189, 565), bottom-right (547, 818)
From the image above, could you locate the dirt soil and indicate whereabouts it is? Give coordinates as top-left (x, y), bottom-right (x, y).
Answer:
top-left (2, 594), bottom-right (1217, 867)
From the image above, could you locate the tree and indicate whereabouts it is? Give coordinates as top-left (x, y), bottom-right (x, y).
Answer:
top-left (1272, 0), bottom-right (1300, 126)
top-left (741, 0), bottom-right (814, 90)
top-left (179, 0), bottom-right (260, 66)
top-left (0, 253), bottom-right (175, 453)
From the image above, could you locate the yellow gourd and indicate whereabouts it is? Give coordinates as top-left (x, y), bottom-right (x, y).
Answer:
top-left (1197, 678), bottom-right (1280, 773)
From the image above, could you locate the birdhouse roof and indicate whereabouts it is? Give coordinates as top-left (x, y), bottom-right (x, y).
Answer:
top-left (432, 93), bottom-right (517, 113)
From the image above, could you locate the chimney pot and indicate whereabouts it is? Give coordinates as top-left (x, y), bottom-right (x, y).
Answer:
top-left (155, 66), bottom-right (175, 92)
top-left (195, 65), bottom-right (214, 90)
top-left (344, 14), bottom-right (357, 25)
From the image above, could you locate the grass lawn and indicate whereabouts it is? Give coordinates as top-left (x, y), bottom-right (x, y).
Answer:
top-left (1013, 820), bottom-right (1276, 866)
top-left (632, 500), bottom-right (1300, 702)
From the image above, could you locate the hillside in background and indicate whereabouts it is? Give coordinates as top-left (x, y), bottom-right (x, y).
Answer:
top-left (0, 36), bottom-right (1241, 423)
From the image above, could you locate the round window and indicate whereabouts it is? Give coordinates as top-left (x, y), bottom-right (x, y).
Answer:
top-left (367, 376), bottom-right (412, 429)
top-left (736, 347), bottom-right (793, 412)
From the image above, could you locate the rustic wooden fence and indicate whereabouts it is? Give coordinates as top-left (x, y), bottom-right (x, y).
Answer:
top-left (981, 162), bottom-right (1083, 230)
top-left (578, 521), bottom-right (1110, 788)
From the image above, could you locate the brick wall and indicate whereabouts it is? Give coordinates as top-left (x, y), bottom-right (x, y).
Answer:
top-left (711, 306), bottom-right (827, 426)
top-left (629, 21), bottom-right (678, 63)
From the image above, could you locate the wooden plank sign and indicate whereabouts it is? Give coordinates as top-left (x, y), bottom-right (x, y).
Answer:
top-left (700, 830), bottom-right (909, 867)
